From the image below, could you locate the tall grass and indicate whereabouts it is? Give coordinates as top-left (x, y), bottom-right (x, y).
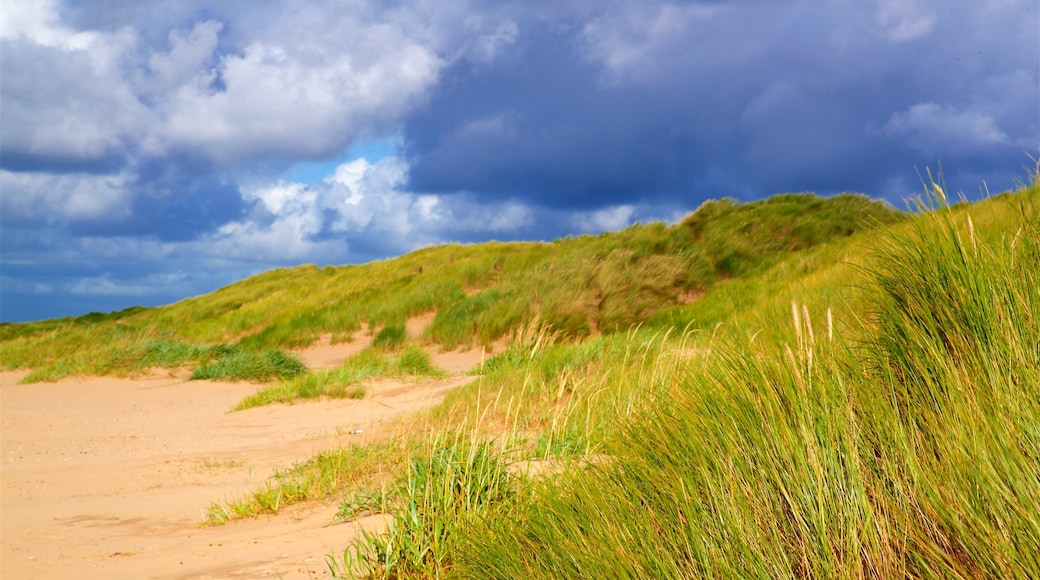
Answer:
top-left (337, 180), bottom-right (1039, 578)
top-left (333, 434), bottom-right (519, 579)
top-left (15, 336), bottom-right (287, 383)
top-left (856, 181), bottom-right (1040, 577)
top-left (373, 325), bottom-right (407, 349)
top-left (453, 318), bottom-right (876, 579)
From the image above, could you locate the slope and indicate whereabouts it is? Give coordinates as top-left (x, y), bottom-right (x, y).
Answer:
top-left (1, 192), bottom-right (901, 383)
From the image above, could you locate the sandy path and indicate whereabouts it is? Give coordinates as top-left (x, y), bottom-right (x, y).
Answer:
top-left (1, 341), bottom-right (480, 579)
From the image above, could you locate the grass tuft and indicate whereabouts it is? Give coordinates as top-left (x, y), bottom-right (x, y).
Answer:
top-left (332, 435), bottom-right (520, 579)
top-left (204, 443), bottom-right (406, 525)
top-left (190, 348), bottom-right (307, 382)
top-left (373, 324), bottom-right (407, 350)
top-left (233, 346), bottom-right (447, 410)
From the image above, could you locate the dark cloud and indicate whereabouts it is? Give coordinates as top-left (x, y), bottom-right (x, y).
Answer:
top-left (66, 165), bottom-right (247, 241)
top-left (404, 23), bottom-right (705, 208)
top-left (403, 1), bottom-right (1038, 208)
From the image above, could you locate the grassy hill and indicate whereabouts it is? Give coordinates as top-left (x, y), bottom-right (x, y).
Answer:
top-left (1, 192), bottom-right (900, 381)
top-left (3, 175), bottom-right (1038, 579)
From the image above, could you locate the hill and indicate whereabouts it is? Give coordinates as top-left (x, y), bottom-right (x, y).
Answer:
top-left (2, 177), bottom-right (1038, 579)
top-left (1, 192), bottom-right (901, 382)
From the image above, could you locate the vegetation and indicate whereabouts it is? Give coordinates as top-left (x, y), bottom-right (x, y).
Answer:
top-left (335, 178), bottom-right (1040, 579)
top-left (1, 192), bottom-right (902, 382)
top-left (4, 177), bottom-right (1038, 579)
top-left (337, 435), bottom-right (519, 578)
top-left (15, 337), bottom-right (307, 384)
top-left (373, 324), bottom-right (408, 349)
top-left (205, 442), bottom-right (407, 524)
top-left (233, 347), bottom-right (447, 410)
top-left (190, 348), bottom-right (307, 382)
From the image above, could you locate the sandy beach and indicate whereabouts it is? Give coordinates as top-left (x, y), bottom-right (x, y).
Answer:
top-left (1, 337), bottom-right (481, 579)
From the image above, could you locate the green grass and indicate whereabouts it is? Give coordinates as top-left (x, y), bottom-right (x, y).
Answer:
top-left (233, 346), bottom-right (447, 410)
top-left (331, 434), bottom-right (522, 579)
top-left (190, 348), bottom-right (307, 382)
top-left (336, 486), bottom-right (390, 522)
top-left (1, 192), bottom-right (902, 379)
top-left (437, 180), bottom-right (1040, 579)
top-left (17, 337), bottom-right (241, 383)
top-left (4, 177), bottom-right (1035, 579)
top-left (205, 442), bottom-right (408, 524)
top-left (373, 325), bottom-right (407, 349)
top-left (317, 175), bottom-right (1039, 579)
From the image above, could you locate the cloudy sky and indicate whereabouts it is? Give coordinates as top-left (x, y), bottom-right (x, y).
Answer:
top-left (1, 0), bottom-right (1037, 322)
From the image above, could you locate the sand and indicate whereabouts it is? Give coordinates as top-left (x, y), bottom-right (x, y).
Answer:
top-left (1, 336), bottom-right (483, 579)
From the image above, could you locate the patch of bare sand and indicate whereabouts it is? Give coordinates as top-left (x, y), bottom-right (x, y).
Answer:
top-left (404, 312), bottom-right (435, 339)
top-left (429, 347), bottom-right (486, 375)
top-left (294, 333), bottom-right (374, 369)
top-left (1, 368), bottom-right (474, 580)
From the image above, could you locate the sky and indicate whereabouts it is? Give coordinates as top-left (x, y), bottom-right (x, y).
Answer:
top-left (1, 0), bottom-right (1037, 323)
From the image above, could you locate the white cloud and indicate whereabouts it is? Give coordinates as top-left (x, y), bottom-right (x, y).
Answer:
top-left (572, 204), bottom-right (636, 233)
top-left (463, 18), bottom-right (519, 64)
top-left (198, 156), bottom-right (439, 262)
top-left (156, 22), bottom-right (443, 163)
top-left (414, 195), bottom-right (441, 221)
top-left (326, 158), bottom-right (407, 233)
top-left (138, 20), bottom-right (223, 97)
top-left (0, 8), bottom-right (150, 165)
top-left (3, 1), bottom-right (455, 172)
top-left (0, 169), bottom-right (135, 223)
top-left (480, 202), bottom-right (533, 233)
top-left (67, 273), bottom-right (191, 297)
top-left (875, 0), bottom-right (937, 42)
top-left (1, 0), bottom-right (95, 50)
top-left (213, 179), bottom-right (326, 261)
top-left (327, 159), bottom-right (370, 205)
top-left (879, 102), bottom-right (1010, 154)
top-left (246, 181), bottom-right (312, 215)
top-left (189, 153), bottom-right (554, 266)
top-left (580, 3), bottom-right (726, 81)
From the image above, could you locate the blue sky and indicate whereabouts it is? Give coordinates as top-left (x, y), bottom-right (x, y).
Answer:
top-left (2, 0), bottom-right (1038, 322)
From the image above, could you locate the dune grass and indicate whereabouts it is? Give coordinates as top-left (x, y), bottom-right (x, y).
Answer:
top-left (332, 434), bottom-right (521, 579)
top-left (373, 324), bottom-right (407, 349)
top-left (232, 346), bottom-right (448, 410)
top-left (1, 193), bottom-right (902, 382)
top-left (5, 178), bottom-right (1033, 579)
top-left (190, 348), bottom-right (307, 382)
top-left (204, 442), bottom-right (409, 524)
top-left (329, 177), bottom-right (1039, 578)
top-left (14, 335), bottom-right (307, 384)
